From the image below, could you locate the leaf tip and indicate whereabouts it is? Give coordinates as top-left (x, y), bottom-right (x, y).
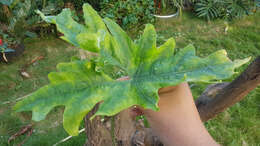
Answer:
top-left (234, 57), bottom-right (251, 68)
top-left (83, 3), bottom-right (91, 8)
top-left (36, 10), bottom-right (56, 23)
top-left (63, 119), bottom-right (81, 136)
top-left (145, 23), bottom-right (154, 29)
top-left (35, 9), bottom-right (41, 14)
top-left (220, 49), bottom-right (227, 56)
top-left (65, 126), bottom-right (79, 136)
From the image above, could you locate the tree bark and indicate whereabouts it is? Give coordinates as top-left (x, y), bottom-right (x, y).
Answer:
top-left (85, 107), bottom-right (141, 146)
top-left (196, 57), bottom-right (260, 122)
top-left (84, 104), bottom-right (113, 146)
top-left (84, 57), bottom-right (260, 146)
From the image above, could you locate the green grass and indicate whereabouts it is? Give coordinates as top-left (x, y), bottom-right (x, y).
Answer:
top-left (0, 37), bottom-right (86, 146)
top-left (0, 12), bottom-right (259, 146)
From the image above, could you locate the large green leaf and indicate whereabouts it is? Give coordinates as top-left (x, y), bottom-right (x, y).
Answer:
top-left (14, 4), bottom-right (250, 136)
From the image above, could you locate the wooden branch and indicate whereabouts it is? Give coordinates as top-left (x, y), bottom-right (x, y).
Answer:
top-left (196, 57), bottom-right (260, 122)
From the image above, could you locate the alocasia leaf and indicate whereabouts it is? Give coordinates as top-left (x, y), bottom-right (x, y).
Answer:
top-left (14, 3), bottom-right (250, 136)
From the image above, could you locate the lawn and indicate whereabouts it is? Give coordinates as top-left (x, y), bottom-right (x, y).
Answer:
top-left (0, 12), bottom-right (259, 146)
top-left (0, 38), bottom-right (86, 146)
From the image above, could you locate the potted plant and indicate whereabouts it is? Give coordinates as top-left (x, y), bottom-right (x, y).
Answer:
top-left (153, 0), bottom-right (194, 18)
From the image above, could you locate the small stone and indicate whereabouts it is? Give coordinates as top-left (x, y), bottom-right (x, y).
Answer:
top-left (21, 71), bottom-right (30, 78)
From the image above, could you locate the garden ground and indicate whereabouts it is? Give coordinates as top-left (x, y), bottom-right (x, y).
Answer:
top-left (0, 12), bottom-right (259, 146)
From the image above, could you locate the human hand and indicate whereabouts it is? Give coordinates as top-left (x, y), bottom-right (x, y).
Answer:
top-left (116, 76), bottom-right (185, 117)
top-left (118, 77), bottom-right (218, 145)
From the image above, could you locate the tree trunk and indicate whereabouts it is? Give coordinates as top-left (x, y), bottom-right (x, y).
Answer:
top-left (84, 57), bottom-right (260, 146)
top-left (196, 56), bottom-right (260, 121)
top-left (84, 104), bottom-right (113, 146)
top-left (85, 107), bottom-right (144, 146)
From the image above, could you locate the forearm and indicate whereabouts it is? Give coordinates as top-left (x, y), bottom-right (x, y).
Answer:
top-left (143, 83), bottom-right (219, 146)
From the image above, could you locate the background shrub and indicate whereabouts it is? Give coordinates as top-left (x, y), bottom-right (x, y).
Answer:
top-left (100, 0), bottom-right (155, 29)
top-left (194, 0), bottom-right (257, 20)
top-left (0, 0), bottom-right (258, 44)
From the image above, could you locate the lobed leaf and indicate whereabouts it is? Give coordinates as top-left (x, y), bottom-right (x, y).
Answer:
top-left (15, 4), bottom-right (250, 136)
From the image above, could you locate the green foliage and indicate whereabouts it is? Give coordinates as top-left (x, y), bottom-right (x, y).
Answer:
top-left (257, 0), bottom-right (260, 7)
top-left (171, 0), bottom-right (186, 8)
top-left (0, 0), bottom-right (66, 44)
top-left (40, 0), bottom-right (64, 15)
top-left (0, 0), bottom-right (12, 5)
top-left (225, 0), bottom-right (253, 19)
top-left (169, 0), bottom-right (195, 9)
top-left (0, 0), bottom-right (40, 43)
top-left (100, 0), bottom-right (155, 29)
top-left (14, 4), bottom-right (250, 136)
top-left (0, 43), bottom-right (15, 53)
top-left (62, 0), bottom-right (102, 11)
top-left (194, 0), bottom-right (222, 20)
top-left (195, 0), bottom-right (257, 20)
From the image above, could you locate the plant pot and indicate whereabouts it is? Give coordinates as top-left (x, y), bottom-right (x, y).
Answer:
top-left (0, 43), bottom-right (25, 62)
top-left (153, 9), bottom-right (179, 18)
top-left (153, 2), bottom-right (179, 19)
